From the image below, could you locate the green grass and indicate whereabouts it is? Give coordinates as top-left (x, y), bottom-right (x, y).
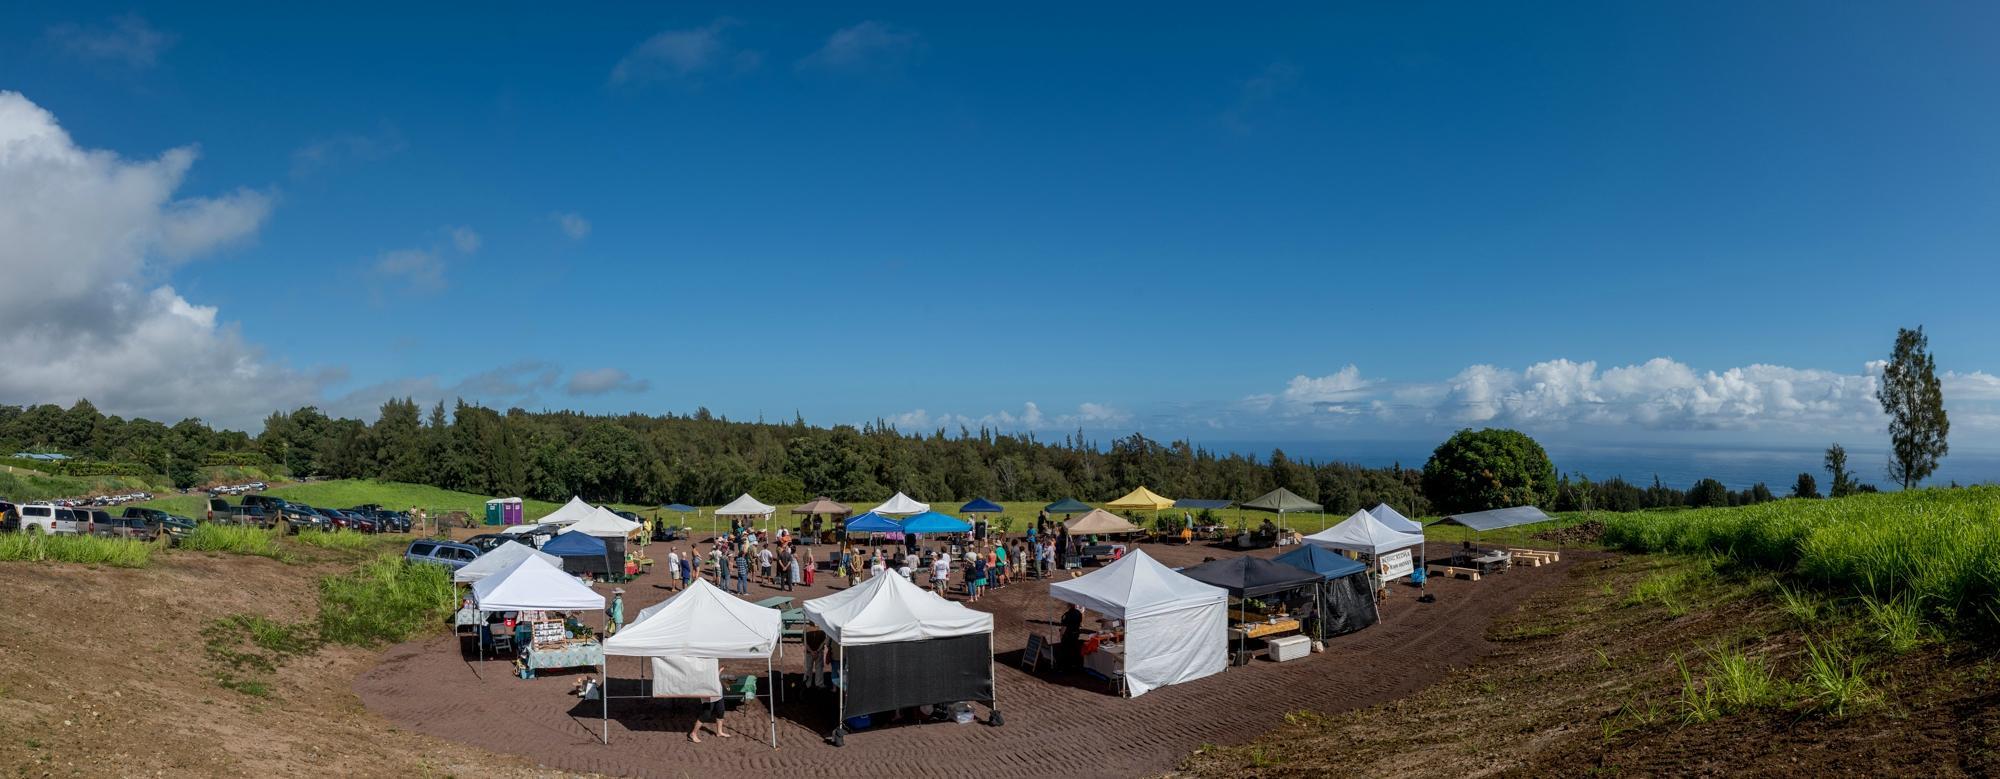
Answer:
top-left (0, 532), bottom-right (154, 567)
top-left (1797, 638), bottom-right (1872, 717)
top-left (203, 614), bottom-right (323, 697)
top-left (1859, 593), bottom-right (1927, 654)
top-left (1603, 487), bottom-right (2000, 633)
top-left (180, 524), bottom-right (286, 559)
top-left (293, 528), bottom-right (398, 553)
top-left (317, 555), bottom-right (457, 647)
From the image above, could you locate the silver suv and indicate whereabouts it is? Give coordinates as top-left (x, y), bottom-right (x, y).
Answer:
top-left (19, 504), bottom-right (91, 535)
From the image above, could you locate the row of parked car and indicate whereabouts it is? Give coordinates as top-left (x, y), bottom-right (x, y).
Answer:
top-left (206, 481), bottom-right (268, 496)
top-left (403, 528), bottom-right (549, 570)
top-left (0, 499), bottom-right (196, 543)
top-left (204, 494), bottom-right (412, 534)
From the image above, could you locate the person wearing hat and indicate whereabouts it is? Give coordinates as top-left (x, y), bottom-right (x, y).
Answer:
top-left (607, 589), bottom-right (625, 635)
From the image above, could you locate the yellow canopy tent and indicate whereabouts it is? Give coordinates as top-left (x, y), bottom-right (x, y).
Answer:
top-left (1106, 486), bottom-right (1176, 512)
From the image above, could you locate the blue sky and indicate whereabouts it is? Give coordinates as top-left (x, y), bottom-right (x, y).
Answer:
top-left (3, 2), bottom-right (1999, 452)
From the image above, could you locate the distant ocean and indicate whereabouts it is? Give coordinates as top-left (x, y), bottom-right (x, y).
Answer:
top-left (1197, 439), bottom-right (2000, 492)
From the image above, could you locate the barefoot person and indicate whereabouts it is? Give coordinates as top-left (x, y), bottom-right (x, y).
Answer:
top-left (688, 695), bottom-right (733, 742)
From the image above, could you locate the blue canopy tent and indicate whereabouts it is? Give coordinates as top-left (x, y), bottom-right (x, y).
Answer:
top-left (541, 531), bottom-right (613, 577)
top-left (843, 512), bottom-right (904, 534)
top-left (1044, 498), bottom-right (1092, 515)
top-left (959, 498), bottom-right (1004, 515)
top-left (1272, 544), bottom-right (1380, 639)
top-left (900, 511), bottom-right (973, 535)
top-left (663, 503), bottom-right (697, 513)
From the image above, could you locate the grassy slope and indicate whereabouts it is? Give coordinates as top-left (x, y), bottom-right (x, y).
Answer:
top-left (0, 463), bottom-right (284, 503)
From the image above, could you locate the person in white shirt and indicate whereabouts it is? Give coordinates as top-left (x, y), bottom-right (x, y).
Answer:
top-left (869, 555), bottom-right (886, 578)
top-left (931, 555), bottom-right (951, 593)
top-left (665, 549), bottom-right (682, 589)
top-left (897, 564), bottom-right (914, 581)
top-left (903, 550), bottom-right (919, 573)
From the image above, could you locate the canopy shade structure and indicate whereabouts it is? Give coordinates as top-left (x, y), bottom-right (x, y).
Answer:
top-left (453, 541), bottom-right (561, 584)
top-left (1273, 543), bottom-right (1368, 580)
top-left (1107, 486), bottom-right (1176, 512)
top-left (1305, 510), bottom-right (1424, 556)
top-left (1437, 505), bottom-right (1554, 532)
top-left (561, 507), bottom-right (643, 537)
top-left (869, 492), bottom-right (930, 516)
top-left (1064, 509), bottom-right (1142, 535)
top-left (1368, 503), bottom-right (1424, 534)
top-left (1174, 499), bottom-right (1234, 510)
top-left (843, 512), bottom-right (904, 534)
top-left (1177, 556), bottom-right (1325, 598)
top-left (662, 503), bottom-right (697, 513)
top-left (792, 496), bottom-right (851, 516)
top-left (959, 498), bottom-right (1004, 514)
top-left (899, 511), bottom-right (973, 535)
top-left (604, 578), bottom-right (781, 659)
top-left (1043, 498), bottom-right (1093, 514)
top-left (715, 494), bottom-right (776, 516)
top-left (804, 568), bottom-right (994, 646)
top-left (471, 555), bottom-right (605, 612)
top-left (535, 496), bottom-right (598, 526)
top-left (1242, 487), bottom-right (1323, 514)
top-left (1048, 550), bottom-right (1227, 697)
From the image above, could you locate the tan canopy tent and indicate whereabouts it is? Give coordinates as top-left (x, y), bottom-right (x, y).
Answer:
top-left (1106, 486), bottom-right (1176, 512)
top-left (1064, 508), bottom-right (1142, 535)
top-left (792, 496), bottom-right (851, 516)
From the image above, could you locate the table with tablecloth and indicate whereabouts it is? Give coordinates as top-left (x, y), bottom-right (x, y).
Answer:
top-left (1229, 618), bottom-right (1302, 642)
top-left (524, 639), bottom-right (603, 670)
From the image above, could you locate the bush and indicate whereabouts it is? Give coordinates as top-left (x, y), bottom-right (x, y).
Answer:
top-left (1421, 428), bottom-right (1558, 514)
top-left (0, 533), bottom-right (152, 567)
top-left (181, 524), bottom-right (286, 560)
top-left (317, 555), bottom-right (455, 647)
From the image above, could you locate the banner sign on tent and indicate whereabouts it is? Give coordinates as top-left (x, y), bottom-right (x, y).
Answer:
top-left (1379, 549), bottom-right (1413, 582)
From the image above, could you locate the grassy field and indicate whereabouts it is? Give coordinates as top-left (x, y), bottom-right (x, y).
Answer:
top-left (0, 532), bottom-right (155, 566)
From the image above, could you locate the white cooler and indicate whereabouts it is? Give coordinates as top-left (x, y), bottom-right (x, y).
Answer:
top-left (1266, 635), bottom-right (1311, 663)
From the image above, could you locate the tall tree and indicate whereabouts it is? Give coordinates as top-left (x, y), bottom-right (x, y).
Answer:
top-left (1824, 443), bottom-right (1857, 498)
top-left (1791, 472), bottom-right (1821, 499)
top-left (1877, 326), bottom-right (1950, 489)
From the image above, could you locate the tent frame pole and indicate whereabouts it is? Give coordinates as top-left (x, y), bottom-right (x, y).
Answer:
top-left (767, 655), bottom-right (777, 749)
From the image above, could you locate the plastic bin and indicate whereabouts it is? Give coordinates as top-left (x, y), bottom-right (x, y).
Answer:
top-left (1266, 635), bottom-right (1311, 663)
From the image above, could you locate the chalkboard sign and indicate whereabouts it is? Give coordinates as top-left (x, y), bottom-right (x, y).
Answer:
top-left (1021, 634), bottom-right (1048, 672)
top-left (532, 620), bottom-right (566, 646)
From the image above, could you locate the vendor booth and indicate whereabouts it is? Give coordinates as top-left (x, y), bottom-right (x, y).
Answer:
top-left (469, 555), bottom-right (607, 670)
top-left (715, 493), bottom-right (776, 536)
top-left (540, 530), bottom-right (613, 577)
top-left (1273, 544), bottom-right (1380, 639)
top-left (1047, 550), bottom-right (1228, 697)
top-left (1177, 556), bottom-right (1324, 662)
top-left (898, 510), bottom-right (972, 535)
top-left (1305, 510), bottom-right (1425, 591)
top-left (803, 570), bottom-right (998, 746)
top-left (454, 541), bottom-right (561, 584)
top-left (868, 491), bottom-right (929, 516)
top-left (1043, 498), bottom-right (1092, 515)
top-left (1368, 502), bottom-right (1427, 568)
top-left (1064, 508), bottom-right (1141, 535)
top-left (599, 578), bottom-right (783, 747)
top-left (1106, 486), bottom-right (1176, 512)
top-left (535, 496), bottom-right (598, 527)
top-left (1241, 487), bottom-right (1323, 539)
top-left (485, 497), bottom-right (524, 526)
top-left (563, 507), bottom-right (644, 578)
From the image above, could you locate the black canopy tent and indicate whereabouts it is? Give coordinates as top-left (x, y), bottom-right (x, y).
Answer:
top-left (1272, 544), bottom-right (1380, 639)
top-left (1178, 556), bottom-right (1325, 661)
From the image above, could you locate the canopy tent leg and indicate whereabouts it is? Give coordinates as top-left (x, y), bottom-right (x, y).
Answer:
top-left (767, 656), bottom-right (777, 749)
top-left (986, 630), bottom-right (1003, 726)
top-left (830, 644), bottom-right (847, 747)
top-left (599, 656), bottom-right (609, 745)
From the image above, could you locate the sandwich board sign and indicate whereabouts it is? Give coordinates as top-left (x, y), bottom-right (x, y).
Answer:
top-left (1379, 549), bottom-right (1413, 582)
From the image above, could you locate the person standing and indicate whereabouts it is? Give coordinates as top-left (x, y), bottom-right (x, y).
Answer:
top-left (931, 553), bottom-right (951, 594)
top-left (776, 545), bottom-right (794, 592)
top-left (802, 547), bottom-right (816, 587)
top-left (607, 589), bottom-right (626, 634)
top-left (734, 550), bottom-right (751, 595)
top-left (679, 548), bottom-right (694, 589)
top-left (665, 548), bottom-right (682, 590)
top-left (1058, 602), bottom-right (1085, 671)
top-left (759, 545), bottom-right (775, 586)
top-left (969, 553), bottom-right (988, 603)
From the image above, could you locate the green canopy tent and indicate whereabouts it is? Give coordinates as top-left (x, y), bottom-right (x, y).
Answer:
top-left (1241, 487), bottom-right (1323, 536)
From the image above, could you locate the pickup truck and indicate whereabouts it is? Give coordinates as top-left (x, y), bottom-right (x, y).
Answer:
top-left (123, 507), bottom-right (195, 543)
top-left (206, 498), bottom-right (273, 528)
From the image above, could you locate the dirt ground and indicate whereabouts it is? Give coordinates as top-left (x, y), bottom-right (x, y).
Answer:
top-left (1175, 553), bottom-right (2000, 778)
top-left (355, 539), bottom-right (1577, 778)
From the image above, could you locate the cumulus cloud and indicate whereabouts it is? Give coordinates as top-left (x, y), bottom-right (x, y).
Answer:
top-left (552, 211), bottom-right (591, 240)
top-left (290, 124), bottom-right (406, 178)
top-left (449, 225), bottom-right (481, 254)
top-left (566, 368), bottom-right (651, 396)
top-left (611, 20), bottom-right (760, 84)
top-left (799, 21), bottom-right (922, 72)
top-left (324, 361), bottom-right (565, 420)
top-left (885, 401), bottom-right (1129, 433)
top-left (372, 248), bottom-right (446, 292)
top-left (0, 90), bottom-right (320, 428)
top-left (45, 14), bottom-right (176, 69)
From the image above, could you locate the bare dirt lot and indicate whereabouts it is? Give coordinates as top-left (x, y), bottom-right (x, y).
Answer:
top-left (356, 540), bottom-right (1580, 778)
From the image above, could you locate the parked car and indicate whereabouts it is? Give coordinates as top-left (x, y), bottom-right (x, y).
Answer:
top-left (93, 516), bottom-right (159, 542)
top-left (404, 539), bottom-right (481, 570)
top-left (20, 504), bottom-right (69, 534)
top-left (124, 507), bottom-right (194, 543)
top-left (206, 498), bottom-right (271, 528)
top-left (327, 509), bottom-right (378, 533)
top-left (462, 533), bottom-right (526, 553)
top-left (0, 500), bottom-right (18, 533)
top-left (348, 506), bottom-right (411, 533)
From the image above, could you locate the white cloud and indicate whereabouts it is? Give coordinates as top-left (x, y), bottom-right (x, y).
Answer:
top-left (552, 211), bottom-right (591, 240)
top-left (290, 125), bottom-right (406, 178)
top-left (0, 91), bottom-right (322, 429)
top-left (883, 401), bottom-right (1126, 433)
top-left (372, 248), bottom-right (446, 292)
top-left (45, 14), bottom-right (176, 69)
top-left (611, 20), bottom-right (759, 85)
top-left (324, 361), bottom-right (564, 420)
top-left (799, 21), bottom-right (921, 72)
top-left (566, 368), bottom-right (651, 396)
top-left (449, 226), bottom-right (481, 254)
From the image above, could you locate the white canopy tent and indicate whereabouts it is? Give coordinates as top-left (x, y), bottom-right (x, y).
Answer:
top-left (563, 507), bottom-right (644, 537)
top-left (1368, 503), bottom-right (1427, 571)
top-left (598, 579), bottom-right (783, 747)
top-left (805, 571), bottom-right (1000, 741)
top-left (714, 493), bottom-right (778, 534)
top-left (453, 541), bottom-right (561, 584)
top-left (867, 492), bottom-right (930, 516)
top-left (470, 555), bottom-right (606, 612)
top-left (1048, 549), bottom-right (1228, 698)
top-left (535, 496), bottom-right (598, 527)
top-left (1305, 509), bottom-right (1425, 556)
top-left (805, 567), bottom-right (992, 644)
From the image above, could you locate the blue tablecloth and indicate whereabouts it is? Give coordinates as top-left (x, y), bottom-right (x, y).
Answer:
top-left (526, 640), bottom-right (603, 670)
top-left (454, 608), bottom-right (482, 627)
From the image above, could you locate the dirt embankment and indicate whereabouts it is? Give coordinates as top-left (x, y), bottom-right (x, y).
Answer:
top-left (1175, 554), bottom-right (2000, 778)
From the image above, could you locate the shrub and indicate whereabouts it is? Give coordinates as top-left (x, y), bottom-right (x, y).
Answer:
top-left (317, 555), bottom-right (455, 647)
top-left (0, 533), bottom-right (152, 567)
top-left (181, 524), bottom-right (286, 560)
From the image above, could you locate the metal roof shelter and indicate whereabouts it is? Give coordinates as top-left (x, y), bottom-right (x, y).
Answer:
top-left (1436, 505), bottom-right (1553, 532)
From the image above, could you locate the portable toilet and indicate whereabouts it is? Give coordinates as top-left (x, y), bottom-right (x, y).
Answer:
top-left (484, 498), bottom-right (504, 526)
top-left (503, 498), bottom-right (524, 525)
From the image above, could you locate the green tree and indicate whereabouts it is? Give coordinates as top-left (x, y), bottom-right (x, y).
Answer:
top-left (1878, 326), bottom-right (1950, 489)
top-left (1420, 428), bottom-right (1558, 514)
top-left (1686, 478), bottom-right (1730, 508)
top-left (1791, 472), bottom-right (1821, 499)
top-left (1824, 443), bottom-right (1858, 498)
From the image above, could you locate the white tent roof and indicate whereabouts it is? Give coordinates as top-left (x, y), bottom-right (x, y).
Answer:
top-left (1048, 549), bottom-right (1227, 621)
top-left (535, 496), bottom-right (597, 526)
top-left (561, 506), bottom-right (643, 537)
top-left (500, 523), bottom-right (542, 535)
top-left (1368, 503), bottom-right (1424, 534)
top-left (1305, 509), bottom-right (1425, 556)
top-left (470, 555), bottom-right (605, 612)
top-left (868, 492), bottom-right (930, 516)
top-left (603, 578), bottom-right (781, 660)
top-left (715, 493), bottom-right (776, 516)
top-left (804, 568), bottom-right (993, 646)
top-left (453, 541), bottom-right (561, 584)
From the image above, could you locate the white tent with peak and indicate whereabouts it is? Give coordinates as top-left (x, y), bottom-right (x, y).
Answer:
top-left (868, 492), bottom-right (930, 516)
top-left (805, 565), bottom-right (992, 644)
top-left (562, 506), bottom-right (643, 537)
top-left (470, 554), bottom-right (605, 612)
top-left (1048, 549), bottom-right (1228, 697)
top-left (715, 494), bottom-right (776, 517)
top-left (1305, 509), bottom-right (1424, 556)
top-left (598, 578), bottom-right (783, 747)
top-left (453, 541), bottom-right (561, 584)
top-left (535, 496), bottom-right (598, 527)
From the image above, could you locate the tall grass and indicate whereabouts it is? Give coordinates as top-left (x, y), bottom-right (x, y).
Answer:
top-left (1798, 638), bottom-right (1872, 717)
top-left (0, 533), bottom-right (153, 567)
top-left (1603, 487), bottom-right (2000, 633)
top-left (180, 524), bottom-right (287, 559)
top-left (317, 555), bottom-right (455, 647)
top-left (293, 529), bottom-right (387, 553)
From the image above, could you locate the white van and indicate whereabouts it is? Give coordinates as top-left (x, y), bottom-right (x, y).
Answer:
top-left (19, 503), bottom-right (88, 535)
